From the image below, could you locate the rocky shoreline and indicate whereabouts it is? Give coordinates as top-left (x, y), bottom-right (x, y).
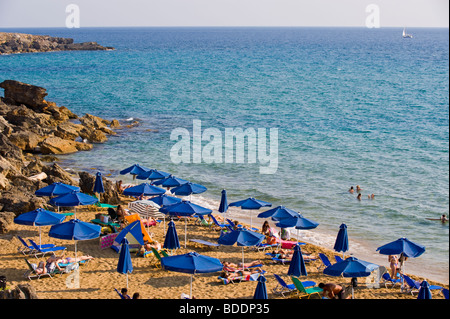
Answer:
top-left (0, 80), bottom-right (137, 235)
top-left (0, 32), bottom-right (114, 55)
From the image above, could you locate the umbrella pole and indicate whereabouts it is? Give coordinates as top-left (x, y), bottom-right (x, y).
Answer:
top-left (242, 247), bottom-right (245, 271)
top-left (185, 218), bottom-right (187, 248)
top-left (190, 274), bottom-right (193, 299)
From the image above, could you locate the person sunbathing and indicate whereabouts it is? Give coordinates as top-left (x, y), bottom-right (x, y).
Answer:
top-left (272, 249), bottom-right (316, 260)
top-left (54, 255), bottom-right (94, 265)
top-left (222, 260), bottom-right (262, 270)
top-left (34, 259), bottom-right (63, 274)
top-left (139, 240), bottom-right (162, 256)
top-left (220, 268), bottom-right (263, 279)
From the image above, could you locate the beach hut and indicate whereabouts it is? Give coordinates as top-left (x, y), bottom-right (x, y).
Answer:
top-left (111, 220), bottom-right (152, 253)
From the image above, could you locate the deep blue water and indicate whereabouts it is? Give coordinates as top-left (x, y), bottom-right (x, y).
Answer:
top-left (1, 27), bottom-right (448, 283)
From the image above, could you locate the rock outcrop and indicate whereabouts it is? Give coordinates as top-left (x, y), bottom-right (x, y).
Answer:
top-left (0, 80), bottom-right (124, 217)
top-left (0, 32), bottom-right (114, 55)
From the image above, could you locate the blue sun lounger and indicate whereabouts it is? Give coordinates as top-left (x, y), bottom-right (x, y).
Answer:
top-left (29, 239), bottom-right (67, 258)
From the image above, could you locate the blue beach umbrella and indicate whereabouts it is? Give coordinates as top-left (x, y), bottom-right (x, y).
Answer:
top-left (122, 182), bottom-right (166, 197)
top-left (334, 223), bottom-right (349, 259)
top-left (152, 175), bottom-right (189, 189)
top-left (376, 237), bottom-right (426, 290)
top-left (93, 171), bottom-right (105, 195)
top-left (49, 191), bottom-right (98, 218)
top-left (163, 220), bottom-right (181, 251)
top-left (417, 280), bottom-right (432, 299)
top-left (170, 182), bottom-right (207, 197)
top-left (149, 194), bottom-right (182, 207)
top-left (120, 164), bottom-right (150, 182)
top-left (229, 197), bottom-right (272, 229)
top-left (275, 213), bottom-right (319, 241)
top-left (49, 219), bottom-right (101, 263)
top-left (14, 208), bottom-right (66, 246)
top-left (117, 238), bottom-right (133, 289)
top-left (218, 189), bottom-right (228, 213)
top-left (323, 257), bottom-right (379, 299)
top-left (136, 169), bottom-right (170, 181)
top-left (253, 274), bottom-right (268, 299)
top-left (160, 201), bottom-right (212, 247)
top-left (161, 252), bottom-right (223, 298)
top-left (218, 228), bottom-right (265, 270)
top-left (275, 214), bottom-right (319, 229)
top-left (287, 244), bottom-right (308, 277)
top-left (257, 206), bottom-right (298, 220)
top-left (376, 237), bottom-right (426, 258)
top-left (35, 182), bottom-right (80, 197)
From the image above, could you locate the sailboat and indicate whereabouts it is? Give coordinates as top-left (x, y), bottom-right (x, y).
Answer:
top-left (402, 27), bottom-right (413, 38)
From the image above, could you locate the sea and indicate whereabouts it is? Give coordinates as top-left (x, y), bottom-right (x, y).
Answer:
top-left (0, 27), bottom-right (448, 284)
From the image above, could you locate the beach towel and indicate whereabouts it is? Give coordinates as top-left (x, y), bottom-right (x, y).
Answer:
top-left (99, 233), bottom-right (119, 250)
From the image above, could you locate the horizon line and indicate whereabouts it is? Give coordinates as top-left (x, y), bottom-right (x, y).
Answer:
top-left (1, 25), bottom-right (448, 29)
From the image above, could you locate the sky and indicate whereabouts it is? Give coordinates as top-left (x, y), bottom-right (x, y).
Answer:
top-left (0, 0), bottom-right (448, 28)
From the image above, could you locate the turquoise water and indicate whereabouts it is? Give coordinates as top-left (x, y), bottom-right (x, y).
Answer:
top-left (1, 27), bottom-right (448, 283)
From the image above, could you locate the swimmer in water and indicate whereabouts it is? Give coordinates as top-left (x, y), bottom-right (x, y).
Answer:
top-left (440, 214), bottom-right (448, 223)
top-left (348, 186), bottom-right (354, 194)
top-left (357, 193), bottom-right (362, 201)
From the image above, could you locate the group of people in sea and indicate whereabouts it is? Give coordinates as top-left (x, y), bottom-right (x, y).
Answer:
top-left (348, 185), bottom-right (374, 201)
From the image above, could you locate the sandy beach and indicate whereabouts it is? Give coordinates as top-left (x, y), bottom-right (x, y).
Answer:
top-left (1, 195), bottom-right (447, 301)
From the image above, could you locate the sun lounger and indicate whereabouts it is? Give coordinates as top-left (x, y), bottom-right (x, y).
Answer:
top-left (317, 253), bottom-right (333, 271)
top-left (272, 274), bottom-right (296, 297)
top-left (218, 270), bottom-right (266, 285)
top-left (16, 236), bottom-right (55, 255)
top-left (28, 239), bottom-right (67, 258)
top-left (381, 272), bottom-right (402, 288)
top-left (23, 258), bottom-right (64, 280)
top-left (401, 274), bottom-right (442, 295)
top-left (291, 276), bottom-right (323, 299)
top-left (209, 214), bottom-right (231, 230)
top-left (190, 238), bottom-right (220, 249)
top-left (254, 243), bottom-right (280, 252)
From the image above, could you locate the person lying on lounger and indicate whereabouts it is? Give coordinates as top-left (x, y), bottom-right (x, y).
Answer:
top-left (222, 260), bottom-right (262, 270)
top-left (219, 268), bottom-right (263, 279)
top-left (34, 259), bottom-right (63, 274)
top-left (138, 240), bottom-right (162, 256)
top-left (271, 249), bottom-right (316, 260)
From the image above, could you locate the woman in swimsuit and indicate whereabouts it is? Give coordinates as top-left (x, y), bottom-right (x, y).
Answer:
top-left (389, 255), bottom-right (400, 279)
